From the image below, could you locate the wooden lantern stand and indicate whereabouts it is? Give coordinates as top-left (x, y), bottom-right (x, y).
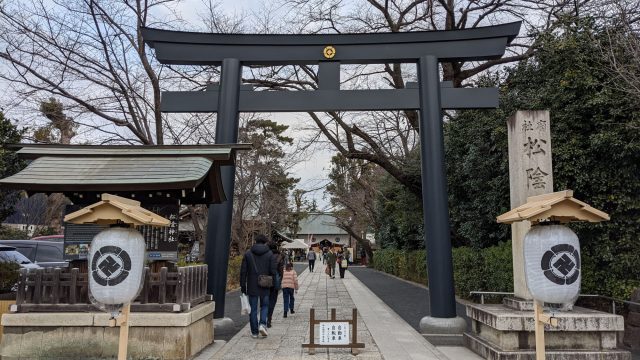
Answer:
top-left (65, 194), bottom-right (171, 360)
top-left (497, 190), bottom-right (610, 360)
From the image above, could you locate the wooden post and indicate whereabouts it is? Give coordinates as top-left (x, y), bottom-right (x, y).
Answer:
top-left (534, 299), bottom-right (558, 360)
top-left (118, 303), bottom-right (131, 360)
top-left (16, 269), bottom-right (26, 304)
top-left (142, 267), bottom-right (150, 304)
top-left (69, 268), bottom-right (78, 304)
top-left (33, 269), bottom-right (42, 304)
top-left (352, 308), bottom-right (358, 355)
top-left (176, 267), bottom-right (185, 304)
top-left (52, 268), bottom-right (61, 304)
top-left (159, 267), bottom-right (167, 304)
top-left (309, 308), bottom-right (316, 355)
top-left (534, 300), bottom-right (545, 360)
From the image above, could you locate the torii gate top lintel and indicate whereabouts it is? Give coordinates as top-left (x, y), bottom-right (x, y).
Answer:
top-left (142, 22), bottom-right (522, 114)
top-left (141, 22), bottom-right (521, 65)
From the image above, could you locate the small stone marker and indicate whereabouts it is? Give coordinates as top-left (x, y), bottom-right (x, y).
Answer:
top-left (507, 110), bottom-right (554, 300)
top-left (302, 308), bottom-right (365, 355)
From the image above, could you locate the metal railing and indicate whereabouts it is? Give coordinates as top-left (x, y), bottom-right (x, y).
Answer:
top-left (469, 290), bottom-right (640, 314)
top-left (469, 291), bottom-right (513, 305)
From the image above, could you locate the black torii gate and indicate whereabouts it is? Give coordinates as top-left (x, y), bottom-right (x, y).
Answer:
top-left (142, 22), bottom-right (520, 327)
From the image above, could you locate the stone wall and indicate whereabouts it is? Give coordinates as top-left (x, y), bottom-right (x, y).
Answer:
top-left (0, 301), bottom-right (214, 360)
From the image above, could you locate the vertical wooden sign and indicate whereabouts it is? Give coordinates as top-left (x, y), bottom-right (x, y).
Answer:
top-left (507, 110), bottom-right (553, 300)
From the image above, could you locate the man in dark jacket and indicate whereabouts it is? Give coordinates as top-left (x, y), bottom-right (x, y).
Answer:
top-left (267, 241), bottom-right (284, 328)
top-left (240, 234), bottom-right (277, 338)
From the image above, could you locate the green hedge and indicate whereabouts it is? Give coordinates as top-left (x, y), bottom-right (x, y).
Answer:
top-left (372, 240), bottom-right (640, 300)
top-left (372, 241), bottom-right (513, 298)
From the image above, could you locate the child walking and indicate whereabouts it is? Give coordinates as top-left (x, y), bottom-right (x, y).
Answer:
top-left (281, 263), bottom-right (299, 318)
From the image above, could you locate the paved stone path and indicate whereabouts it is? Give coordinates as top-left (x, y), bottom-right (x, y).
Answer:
top-left (347, 267), bottom-right (470, 331)
top-left (216, 263), bottom-right (308, 342)
top-left (203, 267), bottom-right (481, 360)
top-left (208, 268), bottom-right (383, 359)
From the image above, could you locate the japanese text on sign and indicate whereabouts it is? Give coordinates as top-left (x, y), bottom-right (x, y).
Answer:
top-left (522, 116), bottom-right (550, 190)
top-left (319, 322), bottom-right (349, 345)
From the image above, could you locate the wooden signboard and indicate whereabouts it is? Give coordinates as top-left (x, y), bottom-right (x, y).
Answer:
top-left (302, 308), bottom-right (365, 355)
top-left (63, 199), bottom-right (179, 261)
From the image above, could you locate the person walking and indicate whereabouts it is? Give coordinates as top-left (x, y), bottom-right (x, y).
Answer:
top-left (337, 249), bottom-right (348, 278)
top-left (240, 234), bottom-right (277, 338)
top-left (326, 248), bottom-right (337, 279)
top-left (306, 249), bottom-right (316, 272)
top-left (267, 241), bottom-right (284, 328)
top-left (360, 247), bottom-right (367, 266)
top-left (281, 263), bottom-right (299, 318)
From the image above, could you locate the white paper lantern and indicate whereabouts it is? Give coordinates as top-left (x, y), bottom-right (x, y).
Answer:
top-left (524, 224), bottom-right (581, 304)
top-left (89, 227), bottom-right (146, 305)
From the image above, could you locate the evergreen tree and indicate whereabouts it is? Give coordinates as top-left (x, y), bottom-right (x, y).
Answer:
top-left (447, 17), bottom-right (640, 297)
top-left (0, 111), bottom-right (24, 223)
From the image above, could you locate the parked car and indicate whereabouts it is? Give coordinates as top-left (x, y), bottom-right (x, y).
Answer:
top-left (0, 240), bottom-right (67, 268)
top-left (0, 244), bottom-right (40, 269)
top-left (30, 235), bottom-right (64, 242)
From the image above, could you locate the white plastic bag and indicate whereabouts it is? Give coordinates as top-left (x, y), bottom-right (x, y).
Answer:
top-left (240, 293), bottom-right (250, 315)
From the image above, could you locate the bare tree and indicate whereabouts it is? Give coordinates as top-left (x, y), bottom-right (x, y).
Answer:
top-left (596, 0), bottom-right (640, 111)
top-left (326, 153), bottom-right (381, 259)
top-left (0, 0), bottom-right (186, 145)
top-left (8, 193), bottom-right (48, 236)
top-left (230, 115), bottom-right (300, 255)
top-left (235, 0), bottom-right (591, 199)
top-left (34, 98), bottom-right (75, 232)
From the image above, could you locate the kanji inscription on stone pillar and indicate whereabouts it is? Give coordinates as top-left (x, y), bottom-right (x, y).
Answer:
top-left (507, 110), bottom-right (554, 300)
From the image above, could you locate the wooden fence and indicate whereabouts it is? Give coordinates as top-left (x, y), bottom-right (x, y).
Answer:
top-left (12, 265), bottom-right (210, 313)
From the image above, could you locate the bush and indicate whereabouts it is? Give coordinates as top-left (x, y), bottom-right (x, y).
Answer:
top-left (375, 239), bottom-right (639, 301)
top-left (452, 246), bottom-right (485, 296)
top-left (0, 262), bottom-right (20, 293)
top-left (481, 241), bottom-right (513, 293)
top-left (0, 226), bottom-right (28, 240)
top-left (372, 241), bottom-right (513, 298)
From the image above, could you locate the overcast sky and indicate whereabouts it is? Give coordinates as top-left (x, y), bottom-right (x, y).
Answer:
top-left (171, 0), bottom-right (336, 210)
top-left (200, 0), bottom-right (336, 211)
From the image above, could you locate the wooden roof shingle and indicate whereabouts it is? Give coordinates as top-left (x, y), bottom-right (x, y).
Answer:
top-left (64, 194), bottom-right (171, 226)
top-left (496, 190), bottom-right (610, 224)
top-left (0, 144), bottom-right (252, 204)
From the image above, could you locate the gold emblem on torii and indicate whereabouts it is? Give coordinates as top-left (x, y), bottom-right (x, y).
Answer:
top-left (323, 46), bottom-right (336, 59)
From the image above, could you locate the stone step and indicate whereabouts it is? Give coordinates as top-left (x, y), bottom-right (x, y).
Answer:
top-left (464, 332), bottom-right (632, 360)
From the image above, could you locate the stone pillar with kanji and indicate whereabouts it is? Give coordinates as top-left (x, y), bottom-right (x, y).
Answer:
top-left (507, 110), bottom-right (554, 301)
